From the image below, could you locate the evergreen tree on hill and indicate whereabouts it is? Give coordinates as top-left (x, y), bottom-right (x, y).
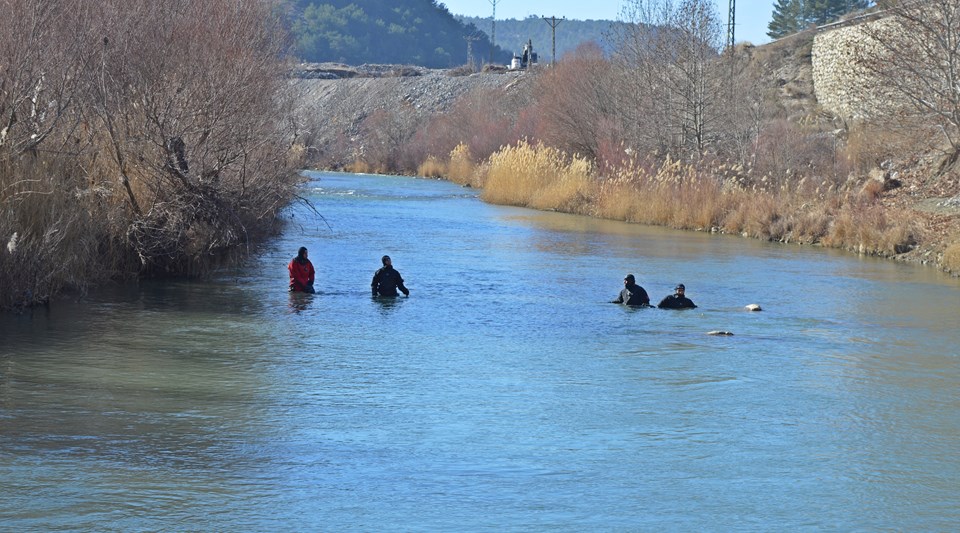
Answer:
top-left (767, 0), bottom-right (804, 38)
top-left (284, 0), bottom-right (511, 67)
top-left (767, 0), bottom-right (871, 39)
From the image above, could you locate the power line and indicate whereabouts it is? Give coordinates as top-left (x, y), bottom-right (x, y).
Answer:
top-left (489, 0), bottom-right (501, 64)
top-left (727, 0), bottom-right (736, 50)
top-left (541, 15), bottom-right (565, 66)
top-left (464, 35), bottom-right (480, 70)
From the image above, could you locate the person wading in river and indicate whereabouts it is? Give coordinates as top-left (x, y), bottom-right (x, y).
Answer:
top-left (288, 246), bottom-right (316, 293)
top-left (657, 283), bottom-right (697, 309)
top-left (371, 255), bottom-right (409, 297)
top-left (612, 274), bottom-right (650, 307)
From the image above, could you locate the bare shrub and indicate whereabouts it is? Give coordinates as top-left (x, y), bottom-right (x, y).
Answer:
top-left (1, 0), bottom-right (300, 308)
top-left (612, 0), bottom-right (731, 160)
top-left (446, 64), bottom-right (475, 77)
top-left (81, 0), bottom-right (301, 274)
top-left (856, 0), bottom-right (960, 169)
top-left (844, 120), bottom-right (918, 176)
top-left (345, 160), bottom-right (372, 174)
top-left (417, 86), bottom-right (530, 165)
top-left (534, 43), bottom-right (621, 161)
top-left (860, 176), bottom-right (886, 202)
top-left (943, 242), bottom-right (960, 274)
top-left (751, 120), bottom-right (843, 189)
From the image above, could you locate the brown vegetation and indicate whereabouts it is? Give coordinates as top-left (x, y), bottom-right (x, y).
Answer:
top-left (1, 0), bottom-right (302, 310)
top-left (943, 242), bottom-right (960, 274)
top-left (306, 0), bottom-right (959, 276)
top-left (856, 0), bottom-right (960, 170)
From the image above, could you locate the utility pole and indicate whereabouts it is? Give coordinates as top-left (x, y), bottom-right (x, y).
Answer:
top-left (489, 0), bottom-right (500, 64)
top-left (464, 35), bottom-right (480, 70)
top-left (541, 15), bottom-right (564, 66)
top-left (727, 0), bottom-right (736, 50)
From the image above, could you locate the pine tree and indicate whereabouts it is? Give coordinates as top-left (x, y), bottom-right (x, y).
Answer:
top-left (767, 0), bottom-right (803, 39)
top-left (768, 0), bottom-right (871, 39)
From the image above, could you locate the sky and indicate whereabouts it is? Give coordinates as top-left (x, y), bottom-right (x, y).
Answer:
top-left (440, 0), bottom-right (774, 45)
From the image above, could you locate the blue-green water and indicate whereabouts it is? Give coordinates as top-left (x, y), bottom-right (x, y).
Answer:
top-left (2, 171), bottom-right (959, 531)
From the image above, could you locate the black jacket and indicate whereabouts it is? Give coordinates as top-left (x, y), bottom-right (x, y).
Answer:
top-left (657, 294), bottom-right (697, 309)
top-left (613, 283), bottom-right (650, 306)
top-left (372, 266), bottom-right (409, 296)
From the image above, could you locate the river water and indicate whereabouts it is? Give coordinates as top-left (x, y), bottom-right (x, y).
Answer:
top-left (2, 171), bottom-right (959, 531)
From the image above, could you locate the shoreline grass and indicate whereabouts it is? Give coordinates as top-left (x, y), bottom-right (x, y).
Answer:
top-left (402, 141), bottom-right (919, 261)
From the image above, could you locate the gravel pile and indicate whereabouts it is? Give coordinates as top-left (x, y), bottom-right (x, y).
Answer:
top-left (291, 65), bottom-right (530, 164)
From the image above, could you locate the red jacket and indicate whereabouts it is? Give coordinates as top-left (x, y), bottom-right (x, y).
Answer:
top-left (288, 258), bottom-right (315, 292)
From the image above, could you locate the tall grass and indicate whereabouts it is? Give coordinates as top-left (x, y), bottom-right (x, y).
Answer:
top-left (446, 143), bottom-right (481, 187)
top-left (480, 141), bottom-right (595, 213)
top-left (468, 141), bottom-right (917, 258)
top-left (0, 155), bottom-right (128, 309)
top-left (943, 242), bottom-right (960, 274)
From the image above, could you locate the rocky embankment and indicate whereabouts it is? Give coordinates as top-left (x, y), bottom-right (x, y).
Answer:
top-left (291, 62), bottom-right (529, 166)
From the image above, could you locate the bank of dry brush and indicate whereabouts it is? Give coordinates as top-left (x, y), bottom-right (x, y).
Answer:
top-left (0, 0), bottom-right (303, 310)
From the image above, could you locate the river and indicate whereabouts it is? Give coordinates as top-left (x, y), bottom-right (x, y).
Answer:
top-left (2, 171), bottom-right (959, 531)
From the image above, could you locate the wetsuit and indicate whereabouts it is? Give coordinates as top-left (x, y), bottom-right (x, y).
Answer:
top-left (288, 257), bottom-right (315, 293)
top-left (613, 283), bottom-right (650, 306)
top-left (657, 294), bottom-right (697, 309)
top-left (372, 266), bottom-right (409, 297)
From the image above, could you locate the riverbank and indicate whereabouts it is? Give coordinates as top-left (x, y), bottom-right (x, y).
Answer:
top-left (0, 1), bottom-right (302, 311)
top-left (411, 141), bottom-right (960, 275)
top-left (297, 43), bottom-right (960, 276)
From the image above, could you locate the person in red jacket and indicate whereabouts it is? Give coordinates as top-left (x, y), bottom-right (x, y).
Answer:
top-left (288, 247), bottom-right (315, 293)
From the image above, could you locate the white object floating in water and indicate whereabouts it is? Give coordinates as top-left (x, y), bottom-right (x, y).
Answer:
top-left (6, 232), bottom-right (17, 254)
top-left (707, 330), bottom-right (734, 336)
top-left (745, 304), bottom-right (762, 311)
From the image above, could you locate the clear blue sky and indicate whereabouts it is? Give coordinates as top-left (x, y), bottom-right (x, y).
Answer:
top-left (440, 0), bottom-right (773, 45)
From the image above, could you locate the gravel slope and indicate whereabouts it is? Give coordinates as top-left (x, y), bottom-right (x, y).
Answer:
top-left (292, 65), bottom-right (529, 165)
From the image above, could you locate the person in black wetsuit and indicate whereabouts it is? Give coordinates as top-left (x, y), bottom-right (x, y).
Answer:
top-left (612, 274), bottom-right (650, 307)
top-left (658, 283), bottom-right (697, 309)
top-left (371, 255), bottom-right (410, 297)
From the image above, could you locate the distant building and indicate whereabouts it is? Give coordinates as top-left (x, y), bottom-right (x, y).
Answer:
top-left (509, 39), bottom-right (538, 70)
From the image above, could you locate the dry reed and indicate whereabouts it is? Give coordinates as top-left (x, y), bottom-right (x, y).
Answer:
top-left (466, 142), bottom-right (917, 260)
top-left (417, 157), bottom-right (446, 178)
top-left (480, 141), bottom-right (595, 213)
top-left (446, 143), bottom-right (481, 187)
top-left (943, 242), bottom-right (960, 274)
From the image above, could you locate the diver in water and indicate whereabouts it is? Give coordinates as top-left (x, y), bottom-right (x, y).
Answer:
top-left (371, 255), bottom-right (409, 297)
top-left (288, 246), bottom-right (316, 294)
top-left (612, 274), bottom-right (650, 307)
top-left (658, 284), bottom-right (697, 309)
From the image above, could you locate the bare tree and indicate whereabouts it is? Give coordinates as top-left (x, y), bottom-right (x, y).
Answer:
top-left (856, 0), bottom-right (960, 171)
top-left (612, 0), bottom-right (730, 161)
top-left (535, 42), bottom-right (620, 161)
top-left (0, 0), bottom-right (89, 159)
top-left (359, 103), bottom-right (424, 173)
top-left (83, 0), bottom-right (299, 269)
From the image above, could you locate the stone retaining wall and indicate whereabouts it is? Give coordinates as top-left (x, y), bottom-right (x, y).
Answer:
top-left (811, 16), bottom-right (902, 121)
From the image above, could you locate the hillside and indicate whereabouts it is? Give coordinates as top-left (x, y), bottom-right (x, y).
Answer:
top-left (293, 64), bottom-right (531, 168)
top-left (282, 0), bottom-right (512, 67)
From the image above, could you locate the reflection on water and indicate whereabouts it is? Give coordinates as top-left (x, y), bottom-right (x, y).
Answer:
top-left (288, 291), bottom-right (314, 313)
top-left (1, 172), bottom-right (959, 531)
